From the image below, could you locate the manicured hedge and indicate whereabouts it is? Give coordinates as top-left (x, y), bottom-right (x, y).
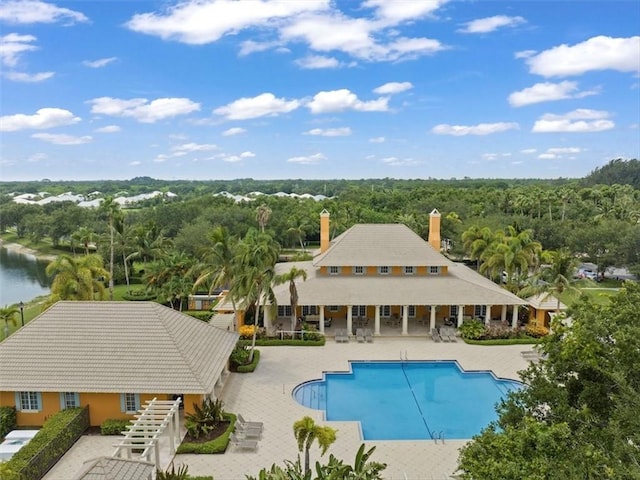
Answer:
top-left (122, 289), bottom-right (157, 301)
top-left (176, 413), bottom-right (236, 454)
top-left (463, 337), bottom-right (541, 345)
top-left (184, 311), bottom-right (213, 322)
top-left (101, 418), bottom-right (130, 435)
top-left (236, 350), bottom-right (260, 373)
top-left (6, 407), bottom-right (89, 480)
top-left (239, 337), bottom-right (326, 347)
top-left (0, 406), bottom-right (16, 439)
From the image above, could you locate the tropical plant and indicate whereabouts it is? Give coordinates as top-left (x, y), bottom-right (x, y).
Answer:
top-left (44, 254), bottom-right (109, 306)
top-left (156, 462), bottom-right (190, 480)
top-left (185, 398), bottom-right (225, 440)
top-left (256, 203), bottom-right (272, 233)
top-left (458, 319), bottom-right (487, 340)
top-left (0, 305), bottom-right (18, 339)
top-left (461, 225), bottom-right (494, 271)
top-left (99, 196), bottom-right (121, 300)
top-left (293, 416), bottom-right (337, 474)
top-left (275, 266), bottom-right (308, 331)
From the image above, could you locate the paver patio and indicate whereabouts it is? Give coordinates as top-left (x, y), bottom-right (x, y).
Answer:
top-left (44, 337), bottom-right (533, 480)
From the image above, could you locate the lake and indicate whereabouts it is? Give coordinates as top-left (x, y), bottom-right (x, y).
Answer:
top-left (0, 247), bottom-right (51, 306)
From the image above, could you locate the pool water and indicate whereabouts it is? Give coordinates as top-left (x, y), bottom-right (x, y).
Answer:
top-left (293, 361), bottom-right (522, 440)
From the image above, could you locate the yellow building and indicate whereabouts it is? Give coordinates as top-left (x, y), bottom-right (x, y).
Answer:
top-left (0, 301), bottom-right (238, 427)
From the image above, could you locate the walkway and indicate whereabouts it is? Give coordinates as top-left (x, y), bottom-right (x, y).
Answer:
top-left (44, 338), bottom-right (533, 480)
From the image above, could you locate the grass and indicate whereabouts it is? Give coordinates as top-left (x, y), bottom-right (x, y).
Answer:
top-left (0, 232), bottom-right (70, 257)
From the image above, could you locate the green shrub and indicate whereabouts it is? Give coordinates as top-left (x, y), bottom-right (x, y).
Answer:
top-left (238, 337), bottom-right (326, 347)
top-left (458, 319), bottom-right (487, 340)
top-left (122, 289), bottom-right (157, 301)
top-left (463, 337), bottom-right (541, 345)
top-left (100, 418), bottom-right (130, 435)
top-left (177, 413), bottom-right (236, 454)
top-left (0, 406), bottom-right (17, 439)
top-left (185, 398), bottom-right (225, 439)
top-left (184, 311), bottom-right (212, 322)
top-left (6, 407), bottom-right (89, 479)
top-left (236, 349), bottom-right (260, 373)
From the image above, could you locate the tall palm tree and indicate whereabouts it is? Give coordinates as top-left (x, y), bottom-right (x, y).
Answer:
top-left (461, 225), bottom-right (494, 271)
top-left (0, 306), bottom-right (19, 339)
top-left (100, 196), bottom-right (121, 300)
top-left (234, 229), bottom-right (280, 361)
top-left (519, 248), bottom-right (581, 313)
top-left (71, 226), bottom-right (96, 255)
top-left (293, 416), bottom-right (337, 474)
top-left (45, 254), bottom-right (109, 307)
top-left (144, 251), bottom-right (195, 310)
top-left (275, 266), bottom-right (308, 331)
top-left (256, 204), bottom-right (272, 233)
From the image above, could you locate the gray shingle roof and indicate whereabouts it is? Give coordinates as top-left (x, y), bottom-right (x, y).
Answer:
top-left (73, 457), bottom-right (154, 480)
top-left (0, 301), bottom-right (238, 394)
top-left (313, 224), bottom-right (455, 267)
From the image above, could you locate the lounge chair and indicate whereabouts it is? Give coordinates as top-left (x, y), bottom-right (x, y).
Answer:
top-left (335, 329), bottom-right (347, 343)
top-left (237, 414), bottom-right (264, 432)
top-left (431, 328), bottom-right (442, 342)
top-left (364, 328), bottom-right (374, 343)
top-left (356, 328), bottom-right (365, 343)
top-left (235, 424), bottom-right (262, 439)
top-left (229, 433), bottom-right (258, 452)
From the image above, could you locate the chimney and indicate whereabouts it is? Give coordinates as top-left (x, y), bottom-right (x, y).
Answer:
top-left (320, 209), bottom-right (330, 253)
top-left (428, 209), bottom-right (441, 251)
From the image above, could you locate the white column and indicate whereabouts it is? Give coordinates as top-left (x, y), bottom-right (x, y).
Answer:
top-left (319, 306), bottom-right (325, 334)
top-left (512, 305), bottom-right (519, 329)
top-left (457, 305), bottom-right (464, 328)
top-left (263, 305), bottom-right (274, 334)
top-left (347, 307), bottom-right (353, 336)
top-left (402, 305), bottom-right (409, 335)
top-left (501, 304), bottom-right (507, 322)
top-left (430, 305), bottom-right (437, 331)
top-left (485, 304), bottom-right (491, 325)
top-left (374, 306), bottom-right (381, 335)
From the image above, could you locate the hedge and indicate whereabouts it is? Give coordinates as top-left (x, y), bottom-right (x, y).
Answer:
top-left (236, 350), bottom-right (260, 373)
top-left (177, 413), bottom-right (236, 454)
top-left (6, 407), bottom-right (89, 480)
top-left (239, 337), bottom-right (326, 347)
top-left (101, 418), bottom-right (130, 435)
top-left (0, 406), bottom-right (16, 439)
top-left (184, 311), bottom-right (213, 322)
top-left (463, 337), bottom-right (541, 346)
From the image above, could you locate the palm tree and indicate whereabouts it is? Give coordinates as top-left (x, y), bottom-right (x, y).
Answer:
top-left (461, 225), bottom-right (494, 271)
top-left (100, 196), bottom-right (121, 300)
top-left (144, 251), bottom-right (195, 310)
top-left (519, 248), bottom-right (581, 313)
top-left (71, 226), bottom-right (96, 255)
top-left (275, 266), bottom-right (308, 331)
top-left (293, 416), bottom-right (337, 474)
top-left (234, 230), bottom-right (280, 361)
top-left (0, 305), bottom-right (18, 339)
top-left (45, 254), bottom-right (109, 306)
top-left (256, 204), bottom-right (272, 233)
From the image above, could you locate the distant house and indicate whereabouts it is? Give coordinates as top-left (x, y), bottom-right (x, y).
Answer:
top-left (0, 301), bottom-right (238, 427)
top-left (260, 209), bottom-right (528, 336)
top-left (526, 293), bottom-right (567, 328)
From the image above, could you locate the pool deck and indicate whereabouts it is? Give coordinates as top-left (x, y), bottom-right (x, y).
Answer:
top-left (44, 337), bottom-right (533, 480)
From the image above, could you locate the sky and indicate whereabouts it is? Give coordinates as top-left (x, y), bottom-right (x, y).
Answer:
top-left (0, 0), bottom-right (639, 182)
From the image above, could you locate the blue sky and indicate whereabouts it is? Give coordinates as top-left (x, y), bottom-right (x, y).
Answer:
top-left (1, 0), bottom-right (639, 182)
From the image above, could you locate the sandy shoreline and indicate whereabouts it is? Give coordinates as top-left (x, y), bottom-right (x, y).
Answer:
top-left (0, 239), bottom-right (58, 261)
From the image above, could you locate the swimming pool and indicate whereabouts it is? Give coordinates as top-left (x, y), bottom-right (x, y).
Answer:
top-left (293, 360), bottom-right (523, 440)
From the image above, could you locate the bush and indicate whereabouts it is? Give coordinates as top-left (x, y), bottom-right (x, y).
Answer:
top-left (184, 311), bottom-right (212, 322)
top-left (526, 324), bottom-right (550, 338)
top-left (236, 350), bottom-right (260, 373)
top-left (185, 398), bottom-right (225, 440)
top-left (122, 289), bottom-right (157, 301)
top-left (238, 337), bottom-right (326, 347)
top-left (6, 407), bottom-right (89, 479)
top-left (238, 324), bottom-right (264, 339)
top-left (177, 413), bottom-right (236, 454)
top-left (0, 406), bottom-right (16, 439)
top-left (459, 319), bottom-right (487, 340)
top-left (101, 418), bottom-right (130, 435)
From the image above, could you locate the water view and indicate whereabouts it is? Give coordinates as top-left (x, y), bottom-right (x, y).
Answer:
top-left (0, 247), bottom-right (51, 306)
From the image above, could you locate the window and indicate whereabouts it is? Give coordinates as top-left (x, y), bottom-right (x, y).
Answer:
top-left (302, 305), bottom-right (318, 316)
top-left (474, 305), bottom-right (487, 318)
top-left (121, 393), bottom-right (140, 414)
top-left (351, 305), bottom-right (366, 317)
top-left (16, 392), bottom-right (41, 411)
top-left (429, 266), bottom-right (440, 275)
top-left (408, 305), bottom-right (416, 317)
top-left (329, 266), bottom-right (340, 275)
top-left (328, 305), bottom-right (339, 312)
top-left (379, 266), bottom-right (390, 275)
top-left (353, 266), bottom-right (365, 275)
top-left (450, 305), bottom-right (459, 317)
top-left (404, 266), bottom-right (415, 275)
top-left (381, 305), bottom-right (391, 317)
top-left (60, 392), bottom-right (80, 409)
top-left (277, 305), bottom-right (292, 317)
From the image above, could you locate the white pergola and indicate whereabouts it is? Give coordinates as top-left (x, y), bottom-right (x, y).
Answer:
top-left (112, 397), bottom-right (182, 468)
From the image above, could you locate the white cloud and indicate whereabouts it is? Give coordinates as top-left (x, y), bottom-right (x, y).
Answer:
top-left (28, 152), bottom-right (47, 163)
top-left (431, 122), bottom-right (519, 136)
top-left (482, 153), bottom-right (498, 160)
top-left (126, 0), bottom-right (327, 45)
top-left (307, 89), bottom-right (389, 113)
top-left (220, 151), bottom-right (256, 163)
top-left (524, 36), bottom-right (640, 77)
top-left (509, 81), bottom-right (600, 107)
top-left (83, 57), bottom-right (117, 68)
top-left (520, 148), bottom-right (537, 154)
top-left (287, 152), bottom-right (326, 164)
top-left (214, 93), bottom-right (300, 120)
top-left (380, 156), bottom-right (420, 166)
top-left (0, 108), bottom-right (81, 132)
top-left (295, 55), bottom-right (340, 69)
top-left (239, 39), bottom-right (282, 56)
top-left (222, 127), bottom-right (247, 136)
top-left (304, 127), bottom-right (351, 136)
top-left (538, 153), bottom-right (556, 159)
top-left (130, 161), bottom-right (142, 166)
top-left (369, 136), bottom-right (385, 143)
top-left (94, 125), bottom-right (121, 133)
top-left (547, 147), bottom-right (582, 154)
top-left (0, 33), bottom-right (38, 67)
top-left (31, 133), bottom-right (92, 145)
top-left (363, 0), bottom-right (447, 23)
top-left (88, 96), bottom-right (200, 123)
top-left (373, 81), bottom-right (413, 95)
top-left (4, 71), bottom-right (54, 82)
top-left (532, 109), bottom-right (615, 133)
top-left (171, 143), bottom-right (218, 156)
top-left (0, 0), bottom-right (88, 24)
top-left (458, 15), bottom-right (525, 34)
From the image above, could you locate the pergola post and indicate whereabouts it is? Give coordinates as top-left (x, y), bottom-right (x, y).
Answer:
top-left (374, 306), bottom-right (381, 335)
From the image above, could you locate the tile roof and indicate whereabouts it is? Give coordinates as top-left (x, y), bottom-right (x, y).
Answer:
top-left (527, 293), bottom-right (567, 310)
top-left (0, 301), bottom-right (238, 394)
top-left (73, 457), bottom-right (154, 480)
top-left (313, 224), bottom-right (455, 267)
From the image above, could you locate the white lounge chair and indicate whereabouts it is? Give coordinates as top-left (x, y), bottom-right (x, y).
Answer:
top-left (237, 414), bottom-right (264, 432)
top-left (235, 424), bottom-right (262, 439)
top-left (364, 328), bottom-right (374, 343)
top-left (356, 328), bottom-right (365, 343)
top-left (229, 433), bottom-right (258, 452)
top-left (431, 328), bottom-right (442, 342)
